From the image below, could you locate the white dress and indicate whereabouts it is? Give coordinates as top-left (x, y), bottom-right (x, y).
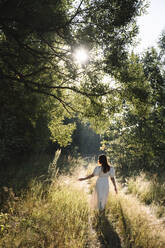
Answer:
top-left (92, 166), bottom-right (115, 210)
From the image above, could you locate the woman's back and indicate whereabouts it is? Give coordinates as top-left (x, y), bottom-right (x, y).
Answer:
top-left (93, 166), bottom-right (115, 178)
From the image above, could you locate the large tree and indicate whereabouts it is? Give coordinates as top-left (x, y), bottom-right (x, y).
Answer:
top-left (0, 0), bottom-right (145, 105)
top-left (0, 0), bottom-right (146, 160)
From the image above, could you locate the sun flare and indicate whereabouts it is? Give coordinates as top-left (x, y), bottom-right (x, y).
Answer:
top-left (74, 48), bottom-right (88, 64)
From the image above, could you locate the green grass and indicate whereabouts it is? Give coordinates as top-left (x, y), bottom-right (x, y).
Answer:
top-left (0, 174), bottom-right (89, 247)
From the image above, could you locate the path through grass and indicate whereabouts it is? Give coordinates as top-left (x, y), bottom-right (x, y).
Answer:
top-left (0, 156), bottom-right (165, 248)
top-left (80, 162), bottom-right (165, 248)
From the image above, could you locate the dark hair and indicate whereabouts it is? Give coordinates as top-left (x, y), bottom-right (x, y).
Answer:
top-left (98, 154), bottom-right (110, 173)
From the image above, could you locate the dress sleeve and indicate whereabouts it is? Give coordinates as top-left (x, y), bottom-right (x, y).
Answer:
top-left (93, 166), bottom-right (101, 176)
top-left (110, 167), bottom-right (115, 178)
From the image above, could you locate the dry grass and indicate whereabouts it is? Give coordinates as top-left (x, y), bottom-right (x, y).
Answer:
top-left (0, 155), bottom-right (90, 248)
top-left (126, 172), bottom-right (165, 218)
top-left (107, 189), bottom-right (165, 248)
top-left (1, 156), bottom-right (165, 248)
top-left (86, 164), bottom-right (165, 248)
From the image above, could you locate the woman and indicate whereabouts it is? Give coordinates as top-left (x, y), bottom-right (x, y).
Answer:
top-left (79, 154), bottom-right (117, 210)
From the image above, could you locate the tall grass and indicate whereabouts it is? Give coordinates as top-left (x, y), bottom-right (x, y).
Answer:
top-left (1, 155), bottom-right (165, 248)
top-left (107, 190), bottom-right (165, 248)
top-left (125, 172), bottom-right (165, 217)
top-left (0, 154), bottom-right (90, 248)
top-left (86, 163), bottom-right (165, 248)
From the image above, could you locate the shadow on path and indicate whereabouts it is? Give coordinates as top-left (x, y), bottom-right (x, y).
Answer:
top-left (92, 211), bottom-right (122, 248)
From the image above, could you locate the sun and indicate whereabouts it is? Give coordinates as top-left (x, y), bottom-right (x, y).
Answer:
top-left (74, 47), bottom-right (88, 64)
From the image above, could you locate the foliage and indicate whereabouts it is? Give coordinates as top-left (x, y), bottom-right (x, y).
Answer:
top-left (0, 0), bottom-right (146, 161)
top-left (101, 36), bottom-right (165, 174)
top-left (70, 119), bottom-right (101, 156)
top-left (0, 82), bottom-right (52, 161)
top-left (0, 0), bottom-right (145, 104)
top-left (0, 153), bottom-right (53, 205)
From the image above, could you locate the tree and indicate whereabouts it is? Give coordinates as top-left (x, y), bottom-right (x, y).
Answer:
top-left (0, 0), bottom-right (146, 108)
top-left (0, 0), bottom-right (146, 161)
top-left (101, 34), bottom-right (165, 174)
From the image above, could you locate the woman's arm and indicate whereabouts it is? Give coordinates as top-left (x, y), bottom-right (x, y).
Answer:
top-left (111, 177), bottom-right (118, 194)
top-left (78, 173), bottom-right (94, 181)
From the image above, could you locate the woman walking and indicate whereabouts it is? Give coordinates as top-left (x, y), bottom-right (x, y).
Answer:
top-left (79, 154), bottom-right (117, 210)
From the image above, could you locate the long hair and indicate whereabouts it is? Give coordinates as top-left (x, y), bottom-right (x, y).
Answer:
top-left (98, 154), bottom-right (110, 173)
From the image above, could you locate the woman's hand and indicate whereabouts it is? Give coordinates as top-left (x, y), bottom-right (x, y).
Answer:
top-left (111, 177), bottom-right (118, 194)
top-left (114, 186), bottom-right (118, 194)
top-left (78, 178), bottom-right (84, 181)
top-left (78, 174), bottom-right (94, 181)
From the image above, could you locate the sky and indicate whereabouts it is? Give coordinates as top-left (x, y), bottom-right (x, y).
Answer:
top-left (135, 0), bottom-right (165, 53)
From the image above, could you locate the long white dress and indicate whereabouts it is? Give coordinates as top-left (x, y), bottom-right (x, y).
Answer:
top-left (92, 166), bottom-right (115, 210)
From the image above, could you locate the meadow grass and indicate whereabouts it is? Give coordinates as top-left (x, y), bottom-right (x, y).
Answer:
top-left (1, 155), bottom-right (165, 248)
top-left (107, 190), bottom-right (165, 248)
top-left (125, 172), bottom-right (165, 217)
top-left (87, 163), bottom-right (165, 248)
top-left (0, 184), bottom-right (89, 248)
top-left (0, 154), bottom-right (90, 248)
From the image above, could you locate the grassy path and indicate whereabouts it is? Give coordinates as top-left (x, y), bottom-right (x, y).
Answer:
top-left (76, 166), bottom-right (124, 248)
top-left (0, 158), bottom-right (165, 247)
top-left (77, 164), bottom-right (165, 248)
top-left (90, 213), bottom-right (123, 248)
